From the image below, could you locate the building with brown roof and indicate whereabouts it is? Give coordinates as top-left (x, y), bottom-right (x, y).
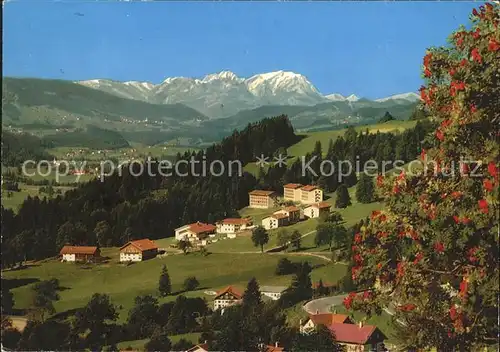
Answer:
top-left (303, 202), bottom-right (331, 219)
top-left (249, 190), bottom-right (277, 209)
top-left (214, 286), bottom-right (243, 310)
top-left (119, 239), bottom-right (158, 262)
top-left (300, 185), bottom-right (323, 204)
top-left (216, 218), bottom-right (253, 236)
top-left (300, 313), bottom-right (354, 333)
top-left (283, 184), bottom-right (323, 204)
top-left (328, 322), bottom-right (386, 352)
top-left (283, 183), bottom-right (303, 202)
top-left (60, 246), bottom-right (100, 263)
top-left (186, 343), bottom-right (209, 352)
top-left (175, 222), bottom-right (217, 244)
top-left (273, 205), bottom-right (301, 224)
top-left (262, 213), bottom-right (289, 230)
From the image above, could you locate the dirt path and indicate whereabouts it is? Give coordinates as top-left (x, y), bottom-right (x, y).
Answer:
top-left (5, 316), bottom-right (28, 332)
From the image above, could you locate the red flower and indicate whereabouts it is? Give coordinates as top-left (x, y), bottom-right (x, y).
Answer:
top-left (423, 52), bottom-right (433, 67)
top-left (424, 69), bottom-right (432, 77)
top-left (376, 263), bottom-right (383, 270)
top-left (362, 291), bottom-right (372, 300)
top-left (451, 191), bottom-right (462, 199)
top-left (487, 162), bottom-right (498, 178)
top-left (449, 68), bottom-right (456, 76)
top-left (459, 279), bottom-right (468, 299)
top-left (471, 48), bottom-right (482, 63)
top-left (488, 38), bottom-right (500, 52)
top-left (379, 214), bottom-right (387, 222)
top-left (460, 59), bottom-right (468, 67)
top-left (453, 215), bottom-right (460, 224)
top-left (399, 303), bottom-right (416, 312)
top-left (440, 119), bottom-right (452, 129)
top-left (413, 252), bottom-right (424, 264)
top-left (449, 305), bottom-right (458, 320)
top-left (397, 262), bottom-right (405, 277)
top-left (472, 28), bottom-right (481, 39)
top-left (435, 129), bottom-right (444, 141)
top-left (377, 231), bottom-right (388, 239)
top-left (455, 81), bottom-right (466, 90)
top-left (343, 292), bottom-right (357, 309)
top-left (351, 245), bottom-right (358, 253)
top-left (420, 148), bottom-right (426, 161)
top-left (376, 174), bottom-right (384, 187)
top-left (371, 210), bottom-right (381, 219)
top-left (461, 163), bottom-right (470, 175)
top-left (353, 254), bottom-right (363, 264)
top-left (351, 266), bottom-right (361, 280)
top-left (354, 233), bottom-right (362, 244)
top-left (483, 179), bottom-right (494, 192)
top-left (461, 217), bottom-right (471, 225)
top-left (478, 199), bottom-right (489, 213)
top-left (470, 104), bottom-right (477, 113)
top-left (472, 8), bottom-right (478, 17)
top-left (434, 242), bottom-right (445, 253)
top-left (468, 247), bottom-right (479, 263)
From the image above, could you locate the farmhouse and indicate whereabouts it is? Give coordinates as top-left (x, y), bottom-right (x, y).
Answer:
top-left (175, 222), bottom-right (216, 243)
top-left (300, 313), bottom-right (354, 333)
top-left (119, 238), bottom-right (158, 262)
top-left (283, 183), bottom-right (303, 202)
top-left (262, 213), bottom-right (289, 230)
top-left (214, 286), bottom-right (243, 310)
top-left (248, 190), bottom-right (276, 209)
top-left (303, 202), bottom-right (331, 219)
top-left (216, 218), bottom-right (252, 235)
top-left (273, 205), bottom-right (300, 224)
top-left (260, 285), bottom-right (287, 301)
top-left (300, 185), bottom-right (323, 204)
top-left (327, 322), bottom-right (387, 352)
top-left (60, 246), bottom-right (100, 263)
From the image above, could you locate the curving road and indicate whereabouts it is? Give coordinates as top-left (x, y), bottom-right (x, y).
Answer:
top-left (303, 294), bottom-right (348, 314)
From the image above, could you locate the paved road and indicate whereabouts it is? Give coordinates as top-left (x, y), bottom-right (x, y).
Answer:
top-left (303, 294), bottom-right (348, 314)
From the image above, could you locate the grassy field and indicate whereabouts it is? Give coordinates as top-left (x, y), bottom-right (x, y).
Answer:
top-left (1, 184), bottom-right (74, 213)
top-left (2, 249), bottom-right (342, 322)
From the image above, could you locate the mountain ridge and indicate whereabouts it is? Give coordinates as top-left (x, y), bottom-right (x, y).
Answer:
top-left (77, 70), bottom-right (419, 118)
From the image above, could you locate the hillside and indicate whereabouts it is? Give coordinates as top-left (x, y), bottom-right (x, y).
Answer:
top-left (2, 77), bottom-right (208, 145)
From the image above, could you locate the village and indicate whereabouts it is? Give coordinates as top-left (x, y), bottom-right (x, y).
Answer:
top-left (56, 182), bottom-right (388, 352)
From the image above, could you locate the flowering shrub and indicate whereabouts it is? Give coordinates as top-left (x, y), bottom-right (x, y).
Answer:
top-left (347, 4), bottom-right (499, 350)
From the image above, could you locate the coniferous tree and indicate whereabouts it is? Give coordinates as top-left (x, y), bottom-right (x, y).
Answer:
top-left (355, 173), bottom-right (375, 204)
top-left (158, 265), bottom-right (171, 297)
top-left (335, 184), bottom-right (351, 208)
top-left (290, 230), bottom-right (302, 251)
top-left (242, 277), bottom-right (262, 309)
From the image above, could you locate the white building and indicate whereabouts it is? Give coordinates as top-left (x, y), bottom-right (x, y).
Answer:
top-left (216, 218), bottom-right (253, 235)
top-left (262, 213), bottom-right (289, 230)
top-left (60, 246), bottom-right (100, 262)
top-left (175, 222), bottom-right (216, 243)
top-left (303, 202), bottom-right (331, 219)
top-left (119, 238), bottom-right (158, 262)
top-left (260, 286), bottom-right (287, 301)
top-left (283, 184), bottom-right (324, 204)
top-left (213, 286), bottom-right (242, 310)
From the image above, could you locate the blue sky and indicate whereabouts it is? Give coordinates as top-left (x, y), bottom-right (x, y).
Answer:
top-left (4, 1), bottom-right (476, 99)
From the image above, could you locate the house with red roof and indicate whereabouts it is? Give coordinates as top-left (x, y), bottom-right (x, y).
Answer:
top-left (216, 218), bottom-right (253, 237)
top-left (303, 202), bottom-right (331, 219)
top-left (300, 313), bottom-right (354, 333)
top-left (174, 222), bottom-right (217, 244)
top-left (328, 322), bottom-right (387, 352)
top-left (119, 238), bottom-right (158, 262)
top-left (60, 246), bottom-right (100, 263)
top-left (213, 286), bottom-right (243, 310)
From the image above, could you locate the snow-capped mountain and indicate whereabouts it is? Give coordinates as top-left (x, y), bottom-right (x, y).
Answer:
top-left (77, 70), bottom-right (327, 118)
top-left (375, 92), bottom-right (420, 103)
top-left (76, 70), bottom-right (419, 118)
